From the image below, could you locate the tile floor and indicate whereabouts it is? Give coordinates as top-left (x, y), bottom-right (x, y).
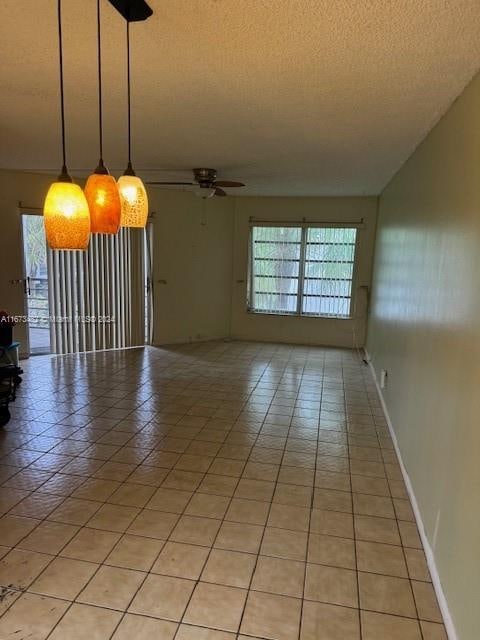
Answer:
top-left (0, 341), bottom-right (447, 639)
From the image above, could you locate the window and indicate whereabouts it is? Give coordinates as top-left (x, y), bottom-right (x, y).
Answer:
top-left (248, 225), bottom-right (358, 318)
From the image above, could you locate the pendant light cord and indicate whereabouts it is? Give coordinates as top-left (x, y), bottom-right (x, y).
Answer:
top-left (97, 0), bottom-right (104, 163)
top-left (126, 20), bottom-right (132, 167)
top-left (122, 16), bottom-right (135, 176)
top-left (57, 0), bottom-right (68, 177)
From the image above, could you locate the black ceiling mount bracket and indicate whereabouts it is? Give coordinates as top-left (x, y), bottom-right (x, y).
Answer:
top-left (107, 0), bottom-right (153, 22)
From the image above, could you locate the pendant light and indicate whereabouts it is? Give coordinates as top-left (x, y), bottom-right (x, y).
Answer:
top-left (44, 0), bottom-right (91, 251)
top-left (117, 20), bottom-right (148, 228)
top-left (85, 0), bottom-right (121, 234)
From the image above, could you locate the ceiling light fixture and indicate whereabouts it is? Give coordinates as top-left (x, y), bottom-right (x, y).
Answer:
top-left (117, 20), bottom-right (148, 228)
top-left (85, 0), bottom-right (121, 234)
top-left (107, 0), bottom-right (153, 22)
top-left (43, 0), bottom-right (91, 251)
top-left (194, 187), bottom-right (216, 199)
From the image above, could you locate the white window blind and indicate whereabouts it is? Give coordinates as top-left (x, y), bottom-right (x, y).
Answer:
top-left (47, 228), bottom-right (146, 354)
top-left (249, 225), bottom-right (358, 318)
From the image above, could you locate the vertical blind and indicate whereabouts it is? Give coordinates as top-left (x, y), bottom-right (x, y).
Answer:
top-left (47, 227), bottom-right (146, 354)
top-left (249, 225), bottom-right (358, 318)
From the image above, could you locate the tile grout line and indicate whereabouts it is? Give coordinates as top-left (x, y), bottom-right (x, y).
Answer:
top-left (197, 349), bottom-right (295, 638)
top-left (365, 363), bottom-right (426, 640)
top-left (0, 344), bottom-right (448, 639)
top-left (121, 346), bottom-right (263, 639)
top-left (344, 354), bottom-right (364, 640)
top-left (298, 350), bottom-right (324, 640)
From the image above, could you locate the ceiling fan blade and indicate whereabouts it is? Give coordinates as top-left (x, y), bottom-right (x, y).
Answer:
top-left (214, 181), bottom-right (245, 188)
top-left (146, 181), bottom-right (195, 186)
top-left (214, 187), bottom-right (227, 197)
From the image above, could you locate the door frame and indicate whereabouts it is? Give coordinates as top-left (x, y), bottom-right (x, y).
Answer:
top-left (19, 209), bottom-right (52, 356)
top-left (144, 219), bottom-right (154, 345)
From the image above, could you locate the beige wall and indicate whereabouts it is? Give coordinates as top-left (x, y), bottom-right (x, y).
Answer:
top-left (231, 196), bottom-right (378, 347)
top-left (148, 188), bottom-right (234, 345)
top-left (367, 73), bottom-right (480, 640)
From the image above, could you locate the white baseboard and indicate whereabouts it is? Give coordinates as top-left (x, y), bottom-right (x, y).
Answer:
top-left (153, 335), bottom-right (230, 347)
top-left (364, 349), bottom-right (457, 640)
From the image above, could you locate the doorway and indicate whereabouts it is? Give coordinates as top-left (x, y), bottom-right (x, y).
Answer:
top-left (21, 213), bottom-right (51, 355)
top-left (144, 220), bottom-right (154, 345)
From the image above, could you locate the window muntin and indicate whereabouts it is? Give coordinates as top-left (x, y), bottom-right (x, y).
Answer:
top-left (249, 225), bottom-right (357, 318)
top-left (250, 226), bottom-right (302, 314)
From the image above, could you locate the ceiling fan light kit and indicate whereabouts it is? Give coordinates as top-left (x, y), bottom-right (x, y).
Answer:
top-left (147, 167), bottom-right (246, 199)
top-left (194, 186), bottom-right (216, 199)
top-left (44, 0), bottom-right (152, 250)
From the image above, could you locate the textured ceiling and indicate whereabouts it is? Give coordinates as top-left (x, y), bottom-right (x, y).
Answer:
top-left (1, 0), bottom-right (480, 195)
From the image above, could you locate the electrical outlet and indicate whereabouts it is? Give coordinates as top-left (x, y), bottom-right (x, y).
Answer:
top-left (432, 510), bottom-right (441, 549)
top-left (380, 369), bottom-right (388, 389)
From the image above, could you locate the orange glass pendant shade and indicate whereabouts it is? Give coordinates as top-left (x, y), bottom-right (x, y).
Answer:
top-left (118, 173), bottom-right (148, 228)
top-left (85, 1), bottom-right (121, 236)
top-left (45, 1), bottom-right (91, 251)
top-left (118, 22), bottom-right (148, 229)
top-left (44, 182), bottom-right (91, 250)
top-left (85, 172), bottom-right (121, 234)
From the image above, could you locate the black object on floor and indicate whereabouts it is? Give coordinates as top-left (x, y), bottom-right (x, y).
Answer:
top-left (0, 363), bottom-right (22, 427)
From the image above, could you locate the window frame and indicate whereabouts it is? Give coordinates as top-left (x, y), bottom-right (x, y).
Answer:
top-left (247, 222), bottom-right (360, 320)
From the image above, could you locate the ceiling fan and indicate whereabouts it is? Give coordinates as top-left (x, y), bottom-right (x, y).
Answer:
top-left (146, 168), bottom-right (245, 198)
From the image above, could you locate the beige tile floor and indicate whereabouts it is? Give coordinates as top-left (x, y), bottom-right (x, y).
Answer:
top-left (0, 341), bottom-right (447, 639)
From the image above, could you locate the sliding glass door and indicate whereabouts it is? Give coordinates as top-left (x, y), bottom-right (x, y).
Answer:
top-left (21, 213), bottom-right (52, 355)
top-left (47, 228), bottom-right (146, 354)
top-left (20, 210), bottom-right (151, 356)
